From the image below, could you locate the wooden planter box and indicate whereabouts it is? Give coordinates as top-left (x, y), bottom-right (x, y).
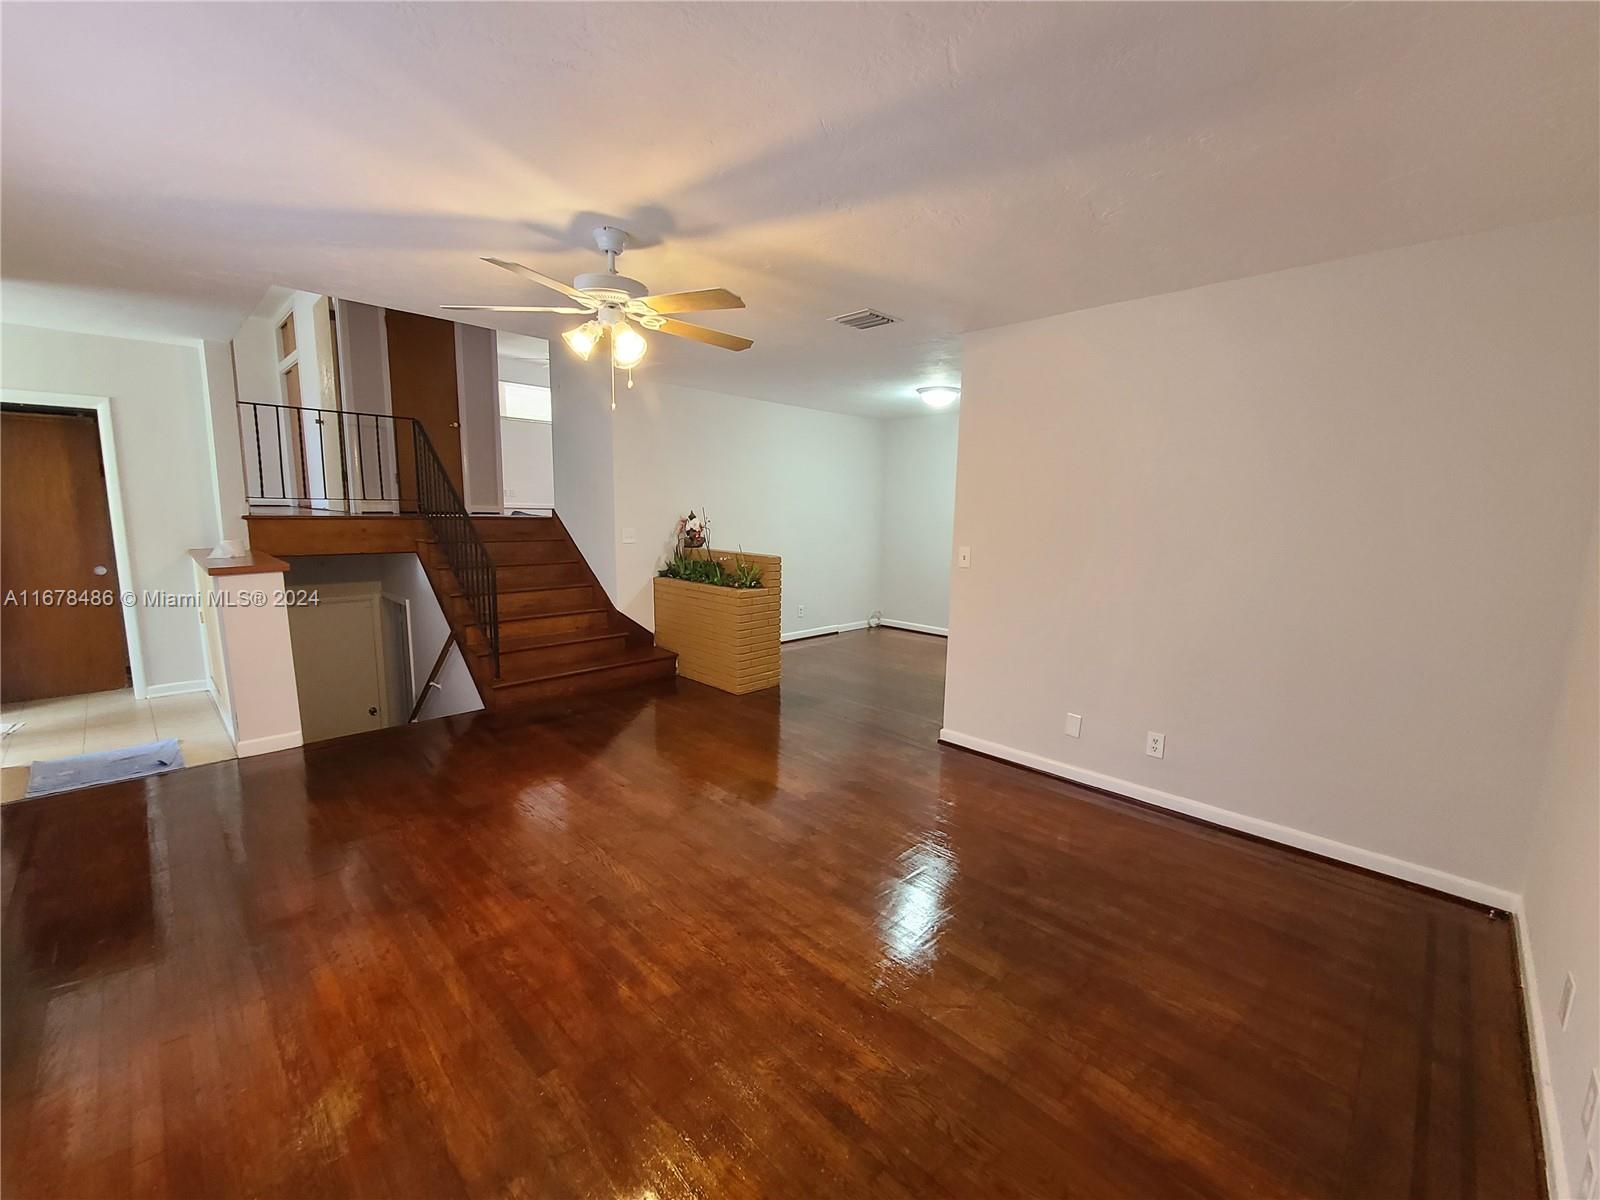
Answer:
top-left (653, 550), bottom-right (781, 694)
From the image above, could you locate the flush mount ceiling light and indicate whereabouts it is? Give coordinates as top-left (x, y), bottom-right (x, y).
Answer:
top-left (446, 225), bottom-right (751, 391)
top-left (917, 386), bottom-right (960, 409)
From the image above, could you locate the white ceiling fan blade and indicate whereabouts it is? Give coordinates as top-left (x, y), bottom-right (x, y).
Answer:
top-left (632, 287), bottom-right (745, 315)
top-left (482, 257), bottom-right (595, 306)
top-left (440, 304), bottom-right (591, 314)
top-left (656, 318), bottom-right (753, 352)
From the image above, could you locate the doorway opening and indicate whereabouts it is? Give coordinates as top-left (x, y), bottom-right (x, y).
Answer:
top-left (1, 403), bottom-right (131, 702)
top-left (0, 400), bottom-right (237, 802)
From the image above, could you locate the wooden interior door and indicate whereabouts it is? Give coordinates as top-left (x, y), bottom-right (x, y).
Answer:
top-left (1, 407), bottom-right (131, 702)
top-left (384, 309), bottom-right (463, 506)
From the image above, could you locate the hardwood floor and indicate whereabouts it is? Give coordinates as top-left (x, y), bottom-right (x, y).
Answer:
top-left (1, 630), bottom-right (1542, 1198)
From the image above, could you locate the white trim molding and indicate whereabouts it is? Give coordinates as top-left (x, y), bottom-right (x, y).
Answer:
top-left (1, 388), bottom-right (149, 698)
top-left (781, 620), bottom-right (869, 643)
top-left (879, 619), bottom-right (948, 636)
top-left (234, 730), bottom-right (304, 758)
top-left (936, 728), bottom-right (1521, 911)
top-left (144, 679), bottom-right (210, 698)
top-left (206, 679), bottom-right (238, 742)
top-left (1510, 902), bottom-right (1568, 1200)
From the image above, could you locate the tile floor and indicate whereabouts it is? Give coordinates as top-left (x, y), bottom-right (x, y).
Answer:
top-left (1, 688), bottom-right (235, 802)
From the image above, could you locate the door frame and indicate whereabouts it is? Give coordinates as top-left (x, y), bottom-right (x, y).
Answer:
top-left (2, 389), bottom-right (147, 697)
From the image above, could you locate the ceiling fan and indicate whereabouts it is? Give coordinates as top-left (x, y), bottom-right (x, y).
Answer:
top-left (443, 226), bottom-right (752, 373)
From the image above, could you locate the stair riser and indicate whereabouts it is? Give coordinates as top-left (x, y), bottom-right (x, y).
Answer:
top-left (470, 518), bottom-right (563, 541)
top-left (491, 541), bottom-right (580, 566)
top-left (494, 562), bottom-right (589, 588)
top-left (466, 610), bottom-right (616, 648)
top-left (440, 585), bottom-right (599, 624)
top-left (449, 587), bottom-right (596, 620)
top-left (502, 585), bottom-right (599, 618)
top-left (491, 656), bottom-right (677, 708)
top-left (425, 541), bottom-right (576, 568)
top-left (496, 635), bottom-right (632, 675)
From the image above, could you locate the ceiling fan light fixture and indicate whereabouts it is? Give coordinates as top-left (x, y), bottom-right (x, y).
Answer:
top-left (611, 322), bottom-right (648, 370)
top-left (917, 386), bottom-right (960, 409)
top-left (562, 320), bottom-right (603, 361)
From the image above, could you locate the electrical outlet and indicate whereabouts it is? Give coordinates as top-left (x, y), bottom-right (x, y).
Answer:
top-left (1581, 1151), bottom-right (1596, 1200)
top-left (1561, 973), bottom-right (1578, 1030)
top-left (1583, 1068), bottom-right (1598, 1133)
top-left (1146, 732), bottom-right (1165, 759)
top-left (797, 603), bottom-right (806, 619)
top-left (621, 527), bottom-right (637, 545)
top-left (1065, 713), bottom-right (1082, 738)
top-left (957, 546), bottom-right (971, 568)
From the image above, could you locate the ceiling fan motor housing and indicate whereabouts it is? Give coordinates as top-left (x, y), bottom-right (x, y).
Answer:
top-left (575, 271), bottom-right (649, 303)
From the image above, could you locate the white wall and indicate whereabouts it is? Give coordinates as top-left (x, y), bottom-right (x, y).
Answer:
top-left (332, 299), bottom-right (402, 511)
top-left (500, 417), bottom-right (554, 508)
top-left (199, 339), bottom-right (246, 544)
top-left (455, 324), bottom-right (501, 513)
top-left (944, 218), bottom-right (1598, 902)
top-left (549, 351), bottom-right (619, 600)
top-left (879, 413), bottom-right (959, 633)
top-left (611, 380), bottom-right (884, 638)
top-left (1, 323), bottom-right (219, 691)
top-left (1519, 523), bottom-right (1599, 1199)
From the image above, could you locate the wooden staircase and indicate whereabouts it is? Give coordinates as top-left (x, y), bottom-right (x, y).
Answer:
top-left (423, 514), bottom-right (675, 709)
top-left (243, 511), bottom-right (677, 713)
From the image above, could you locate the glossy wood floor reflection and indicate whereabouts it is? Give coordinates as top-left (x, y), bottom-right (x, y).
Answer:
top-left (2, 630), bottom-right (1541, 1198)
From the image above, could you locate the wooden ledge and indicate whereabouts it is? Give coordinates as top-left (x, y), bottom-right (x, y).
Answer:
top-left (188, 548), bottom-right (291, 577)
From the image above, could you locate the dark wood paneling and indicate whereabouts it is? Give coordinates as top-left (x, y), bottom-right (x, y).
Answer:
top-left (244, 513), bottom-right (430, 555)
top-left (384, 309), bottom-right (462, 499)
top-left (1, 408), bottom-right (129, 701)
top-left (0, 630), bottom-right (1543, 1198)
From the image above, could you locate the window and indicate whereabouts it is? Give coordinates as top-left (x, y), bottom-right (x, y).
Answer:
top-left (499, 382), bottom-right (551, 422)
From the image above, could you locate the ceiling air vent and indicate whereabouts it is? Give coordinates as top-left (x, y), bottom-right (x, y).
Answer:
top-left (831, 308), bottom-right (899, 330)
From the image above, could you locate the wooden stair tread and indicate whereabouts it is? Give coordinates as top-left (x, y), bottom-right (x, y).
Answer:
top-left (444, 581), bottom-right (593, 597)
top-left (494, 604), bottom-right (609, 620)
top-left (467, 629), bottom-right (626, 656)
top-left (490, 646), bottom-right (676, 689)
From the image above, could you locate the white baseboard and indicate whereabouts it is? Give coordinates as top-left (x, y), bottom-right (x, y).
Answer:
top-left (234, 730), bottom-right (303, 758)
top-left (936, 728), bottom-right (1520, 911)
top-left (878, 619), bottom-right (948, 636)
top-left (143, 679), bottom-right (210, 699)
top-left (781, 620), bottom-right (869, 643)
top-left (205, 681), bottom-right (237, 742)
top-left (1510, 902), bottom-right (1568, 1200)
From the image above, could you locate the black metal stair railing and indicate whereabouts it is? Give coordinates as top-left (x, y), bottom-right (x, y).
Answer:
top-left (238, 400), bottom-right (411, 510)
top-left (238, 400), bottom-right (500, 677)
top-left (411, 420), bottom-right (500, 678)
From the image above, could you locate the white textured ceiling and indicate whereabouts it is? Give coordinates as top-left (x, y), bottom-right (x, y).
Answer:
top-left (2, 2), bottom-right (1595, 418)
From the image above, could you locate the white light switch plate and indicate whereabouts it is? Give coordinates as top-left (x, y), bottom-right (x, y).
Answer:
top-left (957, 546), bottom-right (971, 568)
top-left (1065, 713), bottom-right (1082, 738)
